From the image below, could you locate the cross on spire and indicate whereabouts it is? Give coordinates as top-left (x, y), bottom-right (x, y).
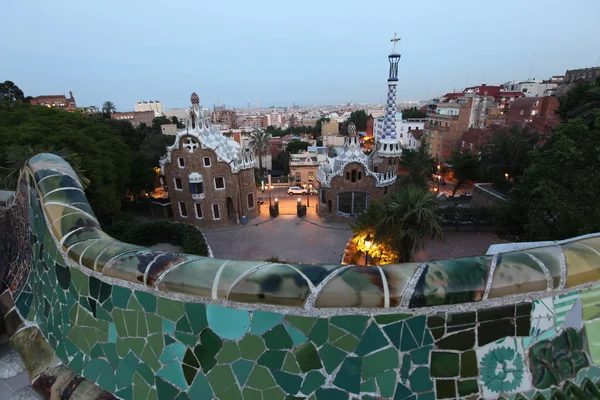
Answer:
top-left (390, 33), bottom-right (401, 53)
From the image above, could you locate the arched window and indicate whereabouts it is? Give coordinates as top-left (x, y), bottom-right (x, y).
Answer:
top-left (351, 169), bottom-right (357, 182)
top-left (357, 171), bottom-right (362, 180)
top-left (189, 173), bottom-right (205, 199)
top-left (337, 192), bottom-right (368, 216)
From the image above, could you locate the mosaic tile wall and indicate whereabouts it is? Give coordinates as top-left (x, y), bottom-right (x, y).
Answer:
top-left (6, 153), bottom-right (600, 399)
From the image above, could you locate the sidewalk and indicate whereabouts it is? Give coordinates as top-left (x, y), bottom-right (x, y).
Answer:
top-left (0, 341), bottom-right (38, 400)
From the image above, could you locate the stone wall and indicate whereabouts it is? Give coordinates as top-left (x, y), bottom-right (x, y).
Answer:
top-left (4, 153), bottom-right (600, 400)
top-left (471, 183), bottom-right (507, 209)
top-left (165, 143), bottom-right (258, 226)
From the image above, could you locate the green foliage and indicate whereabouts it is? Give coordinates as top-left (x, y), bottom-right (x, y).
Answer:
top-left (346, 110), bottom-right (369, 131)
top-left (558, 77), bottom-right (600, 126)
top-left (265, 124), bottom-right (319, 138)
top-left (401, 107), bottom-right (427, 119)
top-left (446, 151), bottom-right (480, 195)
top-left (0, 81), bottom-right (25, 103)
top-left (0, 101), bottom-right (131, 223)
top-left (400, 139), bottom-right (435, 189)
top-left (494, 114), bottom-right (600, 241)
top-left (249, 129), bottom-right (271, 172)
top-left (106, 220), bottom-right (209, 256)
top-left (286, 141), bottom-right (309, 154)
top-left (272, 150), bottom-right (290, 174)
top-left (315, 117), bottom-right (331, 133)
top-left (102, 101), bottom-right (116, 116)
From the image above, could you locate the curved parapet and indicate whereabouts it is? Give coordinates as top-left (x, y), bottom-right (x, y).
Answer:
top-left (3, 153), bottom-right (600, 399)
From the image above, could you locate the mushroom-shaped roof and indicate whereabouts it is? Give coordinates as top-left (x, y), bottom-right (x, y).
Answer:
top-left (191, 92), bottom-right (200, 105)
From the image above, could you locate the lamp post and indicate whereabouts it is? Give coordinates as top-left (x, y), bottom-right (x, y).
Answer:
top-left (307, 183), bottom-right (312, 207)
top-left (364, 233), bottom-right (373, 266)
top-left (437, 164), bottom-right (441, 192)
top-left (297, 198), bottom-right (302, 206)
top-left (504, 173), bottom-right (509, 180)
top-left (268, 185), bottom-right (273, 206)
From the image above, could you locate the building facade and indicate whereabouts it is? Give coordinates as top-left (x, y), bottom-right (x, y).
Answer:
top-left (373, 113), bottom-right (426, 151)
top-left (30, 91), bottom-right (77, 111)
top-left (290, 148), bottom-right (327, 185)
top-left (161, 93), bottom-right (258, 227)
top-left (506, 96), bottom-right (560, 130)
top-left (111, 111), bottom-right (155, 127)
top-left (135, 100), bottom-right (164, 117)
top-left (556, 67), bottom-right (600, 96)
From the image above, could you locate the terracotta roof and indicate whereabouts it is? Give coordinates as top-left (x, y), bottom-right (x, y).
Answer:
top-left (33, 95), bottom-right (67, 100)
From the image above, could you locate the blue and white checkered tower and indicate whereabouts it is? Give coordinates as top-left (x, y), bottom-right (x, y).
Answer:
top-left (378, 33), bottom-right (402, 158)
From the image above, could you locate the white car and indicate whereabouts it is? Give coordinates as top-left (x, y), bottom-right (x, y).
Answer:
top-left (287, 186), bottom-right (307, 195)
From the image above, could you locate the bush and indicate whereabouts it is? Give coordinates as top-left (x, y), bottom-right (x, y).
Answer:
top-left (106, 220), bottom-right (209, 256)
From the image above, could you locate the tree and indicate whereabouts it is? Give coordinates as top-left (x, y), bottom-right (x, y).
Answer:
top-left (447, 151), bottom-right (479, 195)
top-left (286, 141), bottom-right (309, 154)
top-left (0, 81), bottom-right (25, 103)
top-left (558, 77), bottom-right (600, 126)
top-left (151, 116), bottom-right (172, 132)
top-left (400, 139), bottom-right (435, 189)
top-left (102, 101), bottom-right (117, 116)
top-left (347, 110), bottom-right (369, 131)
top-left (494, 113), bottom-right (600, 241)
top-left (315, 117), bottom-right (330, 134)
top-left (402, 107), bottom-right (427, 119)
top-left (171, 116), bottom-right (184, 129)
top-left (249, 129), bottom-right (271, 173)
top-left (374, 185), bottom-right (445, 262)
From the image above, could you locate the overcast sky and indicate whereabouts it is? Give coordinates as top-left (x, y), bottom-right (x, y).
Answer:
top-left (2, 0), bottom-right (599, 110)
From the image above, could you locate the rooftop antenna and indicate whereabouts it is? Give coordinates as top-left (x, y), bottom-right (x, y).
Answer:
top-left (527, 54), bottom-right (536, 81)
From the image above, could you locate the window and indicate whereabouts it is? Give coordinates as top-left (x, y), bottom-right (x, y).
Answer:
top-left (357, 171), bottom-right (362, 180)
top-left (178, 201), bottom-right (188, 218)
top-left (337, 192), bottom-right (368, 216)
top-left (189, 173), bottom-right (204, 199)
top-left (190, 181), bottom-right (204, 195)
top-left (308, 171), bottom-right (314, 181)
top-left (531, 110), bottom-right (538, 116)
top-left (194, 203), bottom-right (203, 219)
top-left (469, 143), bottom-right (473, 150)
top-left (384, 187), bottom-right (388, 195)
top-left (295, 172), bottom-right (301, 182)
top-left (388, 159), bottom-right (392, 166)
top-left (520, 110), bottom-right (524, 116)
top-left (178, 157), bottom-right (185, 168)
top-left (522, 88), bottom-right (528, 93)
top-left (351, 169), bottom-right (357, 182)
top-left (174, 177), bottom-right (183, 190)
top-left (461, 141), bottom-right (465, 148)
top-left (214, 177), bottom-right (225, 190)
top-left (320, 189), bottom-right (326, 204)
top-left (212, 204), bottom-right (221, 220)
top-left (247, 193), bottom-right (255, 209)
top-left (203, 157), bottom-right (211, 167)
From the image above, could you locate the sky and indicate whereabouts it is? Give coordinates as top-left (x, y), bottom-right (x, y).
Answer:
top-left (1, 0), bottom-right (600, 110)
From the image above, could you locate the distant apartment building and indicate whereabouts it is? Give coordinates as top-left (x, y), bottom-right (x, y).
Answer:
top-left (135, 100), bottom-right (164, 117)
top-left (237, 115), bottom-right (263, 129)
top-left (111, 111), bottom-right (155, 127)
top-left (211, 107), bottom-right (237, 129)
top-left (301, 117), bottom-right (319, 127)
top-left (367, 109), bottom-right (385, 118)
top-left (161, 124), bottom-right (178, 135)
top-left (321, 120), bottom-right (339, 136)
top-left (503, 77), bottom-right (562, 97)
top-left (505, 96), bottom-right (560, 130)
top-left (30, 91), bottom-right (77, 111)
top-left (289, 148), bottom-right (328, 185)
top-left (165, 108), bottom-right (190, 121)
top-left (263, 113), bottom-right (285, 128)
top-left (556, 67), bottom-right (600, 96)
top-left (373, 112), bottom-right (425, 151)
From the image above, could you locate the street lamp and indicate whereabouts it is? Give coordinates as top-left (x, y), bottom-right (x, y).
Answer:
top-left (274, 198), bottom-right (279, 206)
top-left (364, 234), bottom-right (373, 266)
top-left (504, 173), bottom-right (509, 180)
top-left (268, 184), bottom-right (274, 206)
top-left (297, 197), bottom-right (302, 206)
top-left (307, 183), bottom-right (313, 207)
top-left (437, 165), bottom-right (441, 192)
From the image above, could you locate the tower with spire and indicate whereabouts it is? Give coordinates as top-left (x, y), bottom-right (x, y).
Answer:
top-left (377, 33), bottom-right (402, 158)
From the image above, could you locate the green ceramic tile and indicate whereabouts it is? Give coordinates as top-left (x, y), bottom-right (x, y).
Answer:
top-left (184, 303), bottom-right (208, 334)
top-left (333, 356), bottom-right (360, 394)
top-left (294, 342), bottom-right (322, 372)
top-left (116, 358), bottom-right (136, 389)
top-left (308, 319), bottom-right (328, 346)
top-left (156, 376), bottom-right (180, 400)
top-left (158, 361), bottom-right (189, 390)
top-left (147, 333), bottom-right (164, 358)
top-left (400, 353), bottom-right (411, 382)
top-left (329, 325), bottom-right (346, 342)
top-left (140, 343), bottom-right (161, 371)
top-left (300, 371), bottom-right (325, 395)
top-left (188, 373), bottom-right (213, 399)
top-left (330, 315), bottom-right (369, 337)
top-left (176, 315), bottom-right (193, 333)
top-left (115, 386), bottom-right (133, 400)
top-left (272, 370), bottom-right (302, 395)
top-left (135, 291), bottom-right (157, 312)
top-left (239, 335), bottom-right (266, 360)
top-left (147, 314), bottom-right (162, 334)
top-left (133, 372), bottom-right (151, 400)
top-left (460, 350), bottom-right (478, 378)
top-left (410, 346), bottom-right (431, 365)
top-left (247, 365), bottom-right (276, 390)
top-left (457, 379), bottom-right (478, 397)
top-left (409, 367), bottom-right (434, 393)
top-left (175, 331), bottom-right (197, 347)
top-left (395, 382), bottom-right (413, 399)
top-left (436, 379), bottom-right (456, 399)
top-left (383, 321), bottom-right (403, 349)
top-left (136, 362), bottom-right (155, 386)
top-left (375, 314), bottom-right (412, 324)
top-left (377, 369), bottom-right (397, 397)
top-left (127, 294), bottom-right (143, 311)
top-left (207, 365), bottom-right (237, 396)
top-left (163, 318), bottom-right (175, 334)
top-left (263, 386), bottom-right (286, 400)
top-left (282, 353), bottom-right (301, 374)
top-left (318, 344), bottom-right (346, 374)
top-left (361, 378), bottom-right (377, 393)
top-left (251, 311), bottom-right (283, 335)
top-left (232, 359), bottom-right (253, 386)
top-left (430, 352), bottom-right (459, 378)
top-left (157, 297), bottom-right (185, 321)
top-left (332, 333), bottom-right (359, 353)
top-left (263, 324), bottom-right (293, 349)
top-left (361, 347), bottom-right (399, 380)
top-left (242, 388), bottom-right (262, 400)
top-left (217, 341), bottom-right (241, 363)
top-left (70, 268), bottom-right (89, 296)
top-left (112, 286), bottom-right (132, 309)
top-left (285, 315), bottom-right (315, 335)
top-left (355, 323), bottom-right (389, 356)
top-left (315, 388), bottom-right (349, 400)
top-left (285, 324), bottom-right (309, 346)
top-left (258, 350), bottom-right (286, 370)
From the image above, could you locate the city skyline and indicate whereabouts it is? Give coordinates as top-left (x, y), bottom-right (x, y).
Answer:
top-left (1, 0), bottom-right (600, 110)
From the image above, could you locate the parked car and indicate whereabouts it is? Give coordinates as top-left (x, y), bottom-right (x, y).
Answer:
top-left (287, 186), bottom-right (307, 195)
top-left (257, 196), bottom-right (264, 205)
top-left (309, 188), bottom-right (318, 195)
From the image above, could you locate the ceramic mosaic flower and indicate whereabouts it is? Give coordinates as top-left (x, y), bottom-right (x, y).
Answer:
top-left (480, 346), bottom-right (524, 393)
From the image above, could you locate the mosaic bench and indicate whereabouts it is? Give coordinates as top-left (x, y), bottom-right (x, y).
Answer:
top-left (3, 153), bottom-right (600, 399)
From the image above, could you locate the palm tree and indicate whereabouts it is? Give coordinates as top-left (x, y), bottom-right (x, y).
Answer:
top-left (0, 145), bottom-right (90, 190)
top-left (102, 101), bottom-right (116, 116)
top-left (249, 129), bottom-right (271, 174)
top-left (375, 185), bottom-right (446, 262)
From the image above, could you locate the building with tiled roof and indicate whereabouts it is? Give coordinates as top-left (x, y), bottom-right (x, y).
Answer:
top-left (160, 93), bottom-right (258, 227)
top-left (29, 91), bottom-right (76, 111)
